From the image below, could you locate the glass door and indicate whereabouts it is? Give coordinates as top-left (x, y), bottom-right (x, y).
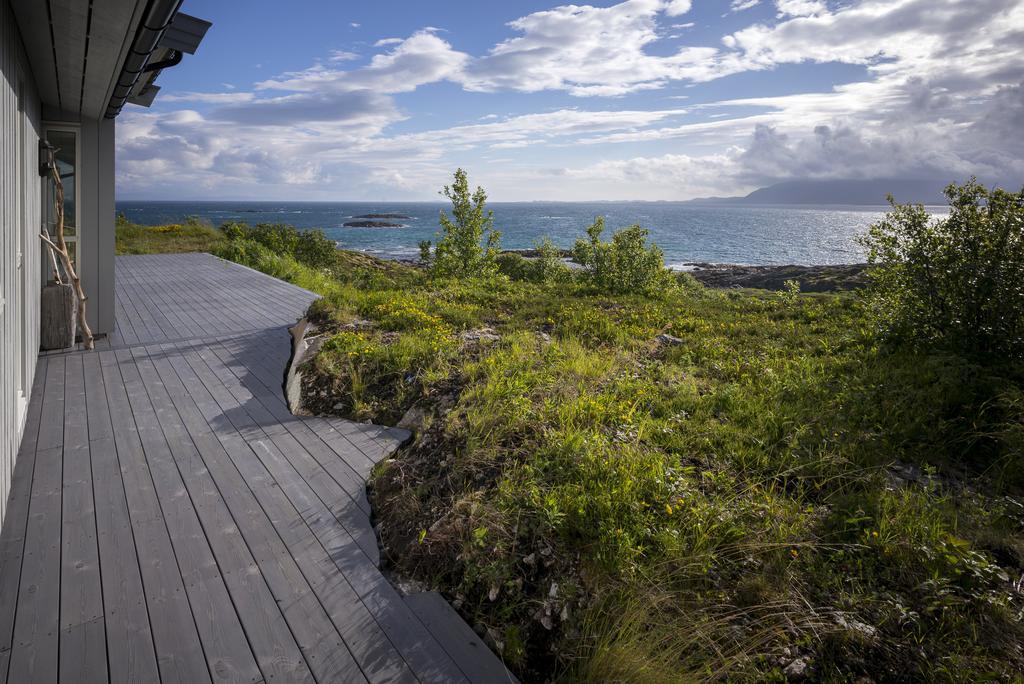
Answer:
top-left (43, 126), bottom-right (79, 276)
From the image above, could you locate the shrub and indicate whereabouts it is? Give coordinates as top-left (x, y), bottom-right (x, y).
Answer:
top-left (496, 238), bottom-right (573, 284)
top-left (572, 217), bottom-right (674, 296)
top-left (496, 252), bottom-right (532, 281)
top-left (220, 222), bottom-right (338, 269)
top-left (422, 168), bottom-right (501, 277)
top-left (859, 180), bottom-right (1024, 357)
top-left (532, 237), bottom-right (572, 284)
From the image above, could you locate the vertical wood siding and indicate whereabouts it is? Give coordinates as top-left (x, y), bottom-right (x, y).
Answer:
top-left (1, 0), bottom-right (43, 526)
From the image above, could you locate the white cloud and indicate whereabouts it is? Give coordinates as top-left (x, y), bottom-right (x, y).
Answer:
top-left (461, 0), bottom-right (733, 96)
top-left (259, 30), bottom-right (468, 94)
top-left (664, 0), bottom-right (693, 16)
top-left (774, 0), bottom-right (826, 16)
top-left (159, 91), bottom-right (256, 104)
top-left (328, 49), bottom-right (359, 62)
top-left (731, 0), bottom-right (761, 12)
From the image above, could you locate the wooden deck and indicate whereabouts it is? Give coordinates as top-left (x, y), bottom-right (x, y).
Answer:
top-left (2, 253), bottom-right (515, 683)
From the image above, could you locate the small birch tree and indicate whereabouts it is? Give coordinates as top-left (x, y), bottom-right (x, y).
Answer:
top-left (422, 168), bottom-right (501, 277)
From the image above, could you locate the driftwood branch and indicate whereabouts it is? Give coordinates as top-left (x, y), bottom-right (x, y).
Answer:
top-left (40, 150), bottom-right (93, 349)
top-left (39, 225), bottom-right (63, 284)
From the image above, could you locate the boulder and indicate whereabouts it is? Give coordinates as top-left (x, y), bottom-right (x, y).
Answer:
top-left (784, 657), bottom-right (809, 680)
top-left (285, 317), bottom-right (325, 415)
top-left (461, 328), bottom-right (501, 344)
top-left (656, 333), bottom-right (684, 346)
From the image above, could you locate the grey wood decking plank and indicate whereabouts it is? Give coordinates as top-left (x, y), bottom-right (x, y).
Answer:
top-left (113, 349), bottom-right (253, 684)
top-left (154, 258), bottom-right (288, 335)
top-left (81, 355), bottom-right (113, 444)
top-left (209, 328), bottom-right (387, 521)
top-left (58, 355), bottom-right (108, 683)
top-left (58, 618), bottom-right (107, 684)
top-left (116, 280), bottom-right (162, 344)
top-left (36, 357), bottom-right (66, 453)
top-left (237, 433), bottom-right (466, 683)
top-left (405, 591), bottom-right (518, 684)
top-left (82, 352), bottom-right (161, 684)
top-left (183, 343), bottom-right (381, 575)
top-left (127, 269), bottom-right (185, 342)
top-left (8, 355), bottom-right (68, 684)
top-left (119, 278), bottom-right (169, 342)
top-left (125, 346), bottom-right (312, 684)
top-left (120, 254), bottom-right (305, 338)
top-left (112, 279), bottom-right (141, 346)
top-left (98, 351), bottom-right (213, 684)
top-left (127, 278), bottom-right (197, 343)
top-left (0, 362), bottom-right (47, 668)
top-left (150, 344), bottom-right (371, 684)
top-left (193, 345), bottom-right (288, 437)
top-left (119, 285), bottom-right (159, 345)
top-left (133, 277), bottom-right (185, 343)
top-left (167, 345), bottom-right (416, 684)
top-left (131, 265), bottom-right (220, 340)
top-left (209, 334), bottom-right (394, 484)
top-left (186, 254), bottom-right (315, 313)
top-left (7, 446), bottom-right (62, 684)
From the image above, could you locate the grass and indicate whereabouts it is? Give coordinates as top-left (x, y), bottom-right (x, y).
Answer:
top-left (115, 214), bottom-right (225, 254)
top-left (131, 222), bottom-right (1024, 682)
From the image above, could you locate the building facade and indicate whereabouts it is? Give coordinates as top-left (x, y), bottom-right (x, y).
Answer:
top-left (0, 0), bottom-right (208, 525)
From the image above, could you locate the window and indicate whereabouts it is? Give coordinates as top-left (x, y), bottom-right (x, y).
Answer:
top-left (44, 127), bottom-right (78, 272)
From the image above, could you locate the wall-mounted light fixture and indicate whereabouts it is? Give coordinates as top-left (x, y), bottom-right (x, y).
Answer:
top-left (38, 139), bottom-right (55, 177)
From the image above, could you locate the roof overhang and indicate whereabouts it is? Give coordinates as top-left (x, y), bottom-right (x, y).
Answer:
top-left (9, 0), bottom-right (209, 120)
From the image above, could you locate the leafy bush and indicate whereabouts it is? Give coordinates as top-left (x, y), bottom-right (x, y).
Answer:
top-left (531, 237), bottom-right (573, 284)
top-left (496, 238), bottom-right (573, 284)
top-left (572, 217), bottom-right (674, 295)
top-left (220, 222), bottom-right (338, 269)
top-left (421, 168), bottom-right (501, 277)
top-left (495, 252), bottom-right (532, 281)
top-left (860, 180), bottom-right (1024, 357)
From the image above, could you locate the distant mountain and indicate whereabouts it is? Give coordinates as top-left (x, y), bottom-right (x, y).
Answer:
top-left (689, 179), bottom-right (948, 206)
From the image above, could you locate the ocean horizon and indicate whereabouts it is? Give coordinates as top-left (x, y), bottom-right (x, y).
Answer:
top-left (116, 200), bottom-right (948, 267)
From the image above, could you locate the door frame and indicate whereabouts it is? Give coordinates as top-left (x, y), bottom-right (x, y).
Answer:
top-left (14, 74), bottom-right (28, 428)
top-left (41, 122), bottom-right (82, 281)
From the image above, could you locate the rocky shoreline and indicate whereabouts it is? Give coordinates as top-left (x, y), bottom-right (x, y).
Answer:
top-left (685, 262), bottom-right (868, 292)
top-left (495, 249), bottom-right (868, 292)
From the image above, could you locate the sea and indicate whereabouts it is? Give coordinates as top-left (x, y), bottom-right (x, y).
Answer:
top-left (115, 200), bottom-right (947, 267)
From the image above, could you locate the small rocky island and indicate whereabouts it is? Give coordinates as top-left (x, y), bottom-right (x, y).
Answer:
top-left (344, 212), bottom-right (412, 228)
top-left (343, 220), bottom-right (406, 228)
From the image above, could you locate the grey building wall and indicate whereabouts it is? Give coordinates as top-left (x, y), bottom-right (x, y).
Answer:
top-left (0, 0), bottom-right (43, 524)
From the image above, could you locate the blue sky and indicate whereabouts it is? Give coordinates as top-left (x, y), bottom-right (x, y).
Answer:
top-left (116, 0), bottom-right (1024, 201)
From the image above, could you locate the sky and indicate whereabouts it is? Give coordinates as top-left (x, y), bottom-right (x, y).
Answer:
top-left (115, 0), bottom-right (1024, 201)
